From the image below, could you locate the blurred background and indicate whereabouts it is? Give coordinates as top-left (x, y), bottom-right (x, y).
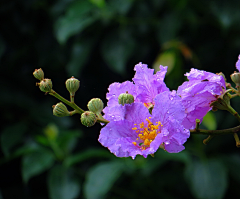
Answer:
top-left (1, 0), bottom-right (240, 198)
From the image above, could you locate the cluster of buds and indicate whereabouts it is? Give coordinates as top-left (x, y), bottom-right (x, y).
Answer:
top-left (80, 98), bottom-right (104, 127)
top-left (33, 68), bottom-right (106, 128)
top-left (33, 68), bottom-right (53, 93)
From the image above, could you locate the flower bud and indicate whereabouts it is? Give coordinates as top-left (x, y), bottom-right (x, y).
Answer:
top-left (38, 78), bottom-right (52, 93)
top-left (44, 123), bottom-right (59, 140)
top-left (53, 102), bottom-right (70, 117)
top-left (81, 111), bottom-right (97, 127)
top-left (231, 72), bottom-right (240, 87)
top-left (87, 98), bottom-right (104, 114)
top-left (118, 92), bottom-right (134, 105)
top-left (65, 77), bottom-right (80, 95)
top-left (33, 68), bottom-right (44, 80)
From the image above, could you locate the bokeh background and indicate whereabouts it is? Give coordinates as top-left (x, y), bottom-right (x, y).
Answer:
top-left (1, 0), bottom-right (240, 198)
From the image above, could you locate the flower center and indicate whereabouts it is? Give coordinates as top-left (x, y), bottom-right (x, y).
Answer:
top-left (132, 117), bottom-right (162, 150)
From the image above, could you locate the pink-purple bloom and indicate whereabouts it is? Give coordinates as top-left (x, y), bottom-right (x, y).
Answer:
top-left (103, 62), bottom-right (169, 121)
top-left (99, 91), bottom-right (190, 159)
top-left (133, 62), bottom-right (169, 105)
top-left (236, 54), bottom-right (240, 71)
top-left (177, 69), bottom-right (226, 129)
top-left (100, 63), bottom-right (190, 158)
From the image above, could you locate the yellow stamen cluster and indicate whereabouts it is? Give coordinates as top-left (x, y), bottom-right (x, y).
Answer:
top-left (132, 117), bottom-right (162, 150)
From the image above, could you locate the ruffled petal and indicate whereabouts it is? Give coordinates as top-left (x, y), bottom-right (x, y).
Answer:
top-left (236, 54), bottom-right (240, 72)
top-left (106, 81), bottom-right (137, 107)
top-left (133, 63), bottom-right (169, 103)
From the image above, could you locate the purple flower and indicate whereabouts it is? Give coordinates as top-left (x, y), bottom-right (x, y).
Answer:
top-left (99, 91), bottom-right (190, 159)
top-left (177, 68), bottom-right (226, 129)
top-left (103, 81), bottom-right (137, 121)
top-left (103, 62), bottom-right (169, 120)
top-left (236, 54), bottom-right (240, 72)
top-left (133, 62), bottom-right (169, 107)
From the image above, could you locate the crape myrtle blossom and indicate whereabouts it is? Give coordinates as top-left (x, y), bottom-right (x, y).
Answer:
top-left (103, 62), bottom-right (169, 121)
top-left (177, 69), bottom-right (226, 129)
top-left (132, 62), bottom-right (169, 107)
top-left (99, 91), bottom-right (190, 159)
top-left (236, 54), bottom-right (240, 71)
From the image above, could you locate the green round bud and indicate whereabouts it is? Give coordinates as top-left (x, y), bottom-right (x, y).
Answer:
top-left (53, 102), bottom-right (70, 117)
top-left (44, 123), bottom-right (59, 140)
top-left (65, 77), bottom-right (80, 95)
top-left (81, 111), bottom-right (97, 127)
top-left (38, 78), bottom-right (52, 93)
top-left (231, 72), bottom-right (240, 87)
top-left (33, 68), bottom-right (44, 80)
top-left (118, 92), bottom-right (134, 105)
top-left (87, 98), bottom-right (104, 114)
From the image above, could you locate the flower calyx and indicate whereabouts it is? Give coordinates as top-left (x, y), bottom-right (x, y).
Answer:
top-left (37, 78), bottom-right (52, 93)
top-left (65, 76), bottom-right (80, 96)
top-left (87, 98), bottom-right (104, 115)
top-left (118, 91), bottom-right (134, 106)
top-left (81, 111), bottom-right (97, 127)
top-left (52, 102), bottom-right (70, 117)
top-left (231, 72), bottom-right (240, 89)
top-left (33, 68), bottom-right (44, 81)
top-left (210, 90), bottom-right (231, 111)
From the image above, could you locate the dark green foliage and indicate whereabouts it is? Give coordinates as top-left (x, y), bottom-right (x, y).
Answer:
top-left (1, 0), bottom-right (240, 198)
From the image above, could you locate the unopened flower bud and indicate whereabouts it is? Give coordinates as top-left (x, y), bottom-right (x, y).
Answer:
top-left (81, 111), bottom-right (97, 127)
top-left (33, 68), bottom-right (44, 80)
top-left (231, 72), bottom-right (240, 87)
top-left (87, 98), bottom-right (104, 114)
top-left (38, 78), bottom-right (52, 93)
top-left (118, 92), bottom-right (134, 105)
top-left (44, 123), bottom-right (59, 140)
top-left (53, 102), bottom-right (70, 117)
top-left (65, 77), bottom-right (80, 95)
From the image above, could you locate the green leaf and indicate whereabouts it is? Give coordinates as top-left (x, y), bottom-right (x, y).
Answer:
top-left (57, 129), bottom-right (82, 154)
top-left (153, 50), bottom-right (176, 75)
top-left (101, 30), bottom-right (135, 75)
top-left (22, 148), bottom-right (55, 183)
top-left (202, 111), bottom-right (217, 130)
top-left (48, 165), bottom-right (80, 199)
top-left (84, 161), bottom-right (124, 199)
top-left (89, 0), bottom-right (105, 8)
top-left (64, 148), bottom-right (114, 167)
top-left (1, 123), bottom-right (27, 156)
top-left (55, 1), bottom-right (98, 44)
top-left (185, 158), bottom-right (227, 199)
top-left (108, 0), bottom-right (134, 15)
top-left (66, 37), bottom-right (95, 77)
